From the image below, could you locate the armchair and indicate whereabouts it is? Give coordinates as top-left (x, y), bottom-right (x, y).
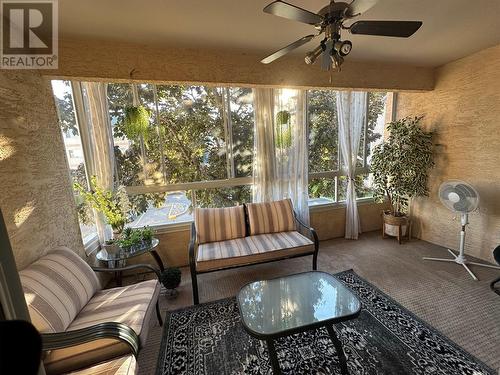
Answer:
top-left (19, 247), bottom-right (161, 374)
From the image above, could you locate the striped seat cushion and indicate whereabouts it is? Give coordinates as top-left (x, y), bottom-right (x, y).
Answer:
top-left (44, 279), bottom-right (160, 375)
top-left (196, 231), bottom-right (313, 272)
top-left (67, 355), bottom-right (137, 375)
top-left (194, 205), bottom-right (246, 244)
top-left (19, 247), bottom-right (101, 333)
top-left (246, 198), bottom-right (296, 235)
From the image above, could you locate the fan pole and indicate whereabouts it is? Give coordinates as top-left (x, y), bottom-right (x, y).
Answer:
top-left (457, 213), bottom-right (468, 262)
top-left (423, 212), bottom-right (500, 280)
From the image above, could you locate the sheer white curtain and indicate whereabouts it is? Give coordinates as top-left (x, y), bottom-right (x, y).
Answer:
top-left (81, 82), bottom-right (115, 242)
top-left (252, 88), bottom-right (309, 224)
top-left (252, 88), bottom-right (276, 203)
top-left (336, 91), bottom-right (367, 239)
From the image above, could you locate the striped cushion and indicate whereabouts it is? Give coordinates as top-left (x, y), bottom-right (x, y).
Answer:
top-left (44, 279), bottom-right (160, 375)
top-left (67, 355), bottom-right (137, 375)
top-left (194, 205), bottom-right (246, 244)
top-left (20, 247), bottom-right (101, 333)
top-left (196, 231), bottom-right (313, 272)
top-left (246, 198), bottom-right (296, 235)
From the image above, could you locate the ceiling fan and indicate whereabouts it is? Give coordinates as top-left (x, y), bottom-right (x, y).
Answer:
top-left (261, 0), bottom-right (422, 71)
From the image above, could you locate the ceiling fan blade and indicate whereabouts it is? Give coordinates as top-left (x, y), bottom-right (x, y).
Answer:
top-left (345, 0), bottom-right (378, 17)
top-left (263, 1), bottom-right (323, 25)
top-left (261, 34), bottom-right (315, 64)
top-left (349, 20), bottom-right (422, 37)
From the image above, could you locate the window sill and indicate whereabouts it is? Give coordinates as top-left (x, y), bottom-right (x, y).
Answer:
top-left (308, 197), bottom-right (376, 213)
top-left (113, 197), bottom-right (379, 235)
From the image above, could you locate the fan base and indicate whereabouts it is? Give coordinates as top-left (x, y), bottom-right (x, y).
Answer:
top-left (423, 249), bottom-right (500, 281)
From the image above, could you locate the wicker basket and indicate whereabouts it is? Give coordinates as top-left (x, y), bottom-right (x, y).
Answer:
top-left (382, 211), bottom-right (410, 243)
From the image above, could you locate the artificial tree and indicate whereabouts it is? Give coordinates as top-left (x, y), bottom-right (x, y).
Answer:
top-left (371, 115), bottom-right (434, 218)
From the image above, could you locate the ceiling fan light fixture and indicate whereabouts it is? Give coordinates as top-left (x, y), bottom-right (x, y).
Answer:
top-left (335, 40), bottom-right (352, 56)
top-left (304, 45), bottom-right (323, 65)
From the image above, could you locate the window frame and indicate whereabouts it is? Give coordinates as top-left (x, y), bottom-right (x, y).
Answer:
top-left (307, 90), bottom-right (374, 206)
top-left (58, 81), bottom-right (388, 236)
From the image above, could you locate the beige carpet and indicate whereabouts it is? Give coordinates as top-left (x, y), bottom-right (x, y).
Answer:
top-left (131, 231), bottom-right (500, 374)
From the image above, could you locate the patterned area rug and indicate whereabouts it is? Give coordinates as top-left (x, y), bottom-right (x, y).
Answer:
top-left (156, 270), bottom-right (495, 375)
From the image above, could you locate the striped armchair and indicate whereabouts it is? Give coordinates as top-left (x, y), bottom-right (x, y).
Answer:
top-left (189, 199), bottom-right (319, 304)
top-left (19, 247), bottom-right (162, 374)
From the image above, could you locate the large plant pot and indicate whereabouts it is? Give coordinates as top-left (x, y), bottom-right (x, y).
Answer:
top-left (382, 211), bottom-right (409, 244)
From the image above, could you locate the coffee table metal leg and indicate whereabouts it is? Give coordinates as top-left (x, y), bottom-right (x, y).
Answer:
top-left (266, 339), bottom-right (282, 375)
top-left (326, 324), bottom-right (348, 375)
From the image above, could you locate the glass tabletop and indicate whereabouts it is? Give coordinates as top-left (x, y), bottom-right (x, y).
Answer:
top-left (237, 271), bottom-right (361, 338)
top-left (96, 238), bottom-right (159, 262)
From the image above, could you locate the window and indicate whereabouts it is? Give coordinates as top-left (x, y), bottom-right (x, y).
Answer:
top-left (51, 80), bottom-right (98, 243)
top-left (307, 91), bottom-right (387, 205)
top-left (107, 83), bottom-right (253, 227)
top-left (52, 80), bottom-right (390, 231)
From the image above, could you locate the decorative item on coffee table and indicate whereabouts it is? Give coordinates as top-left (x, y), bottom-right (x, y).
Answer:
top-left (371, 115), bottom-right (434, 244)
top-left (160, 267), bottom-right (182, 299)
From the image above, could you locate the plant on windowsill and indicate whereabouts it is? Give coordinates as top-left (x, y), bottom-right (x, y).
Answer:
top-left (160, 267), bottom-right (182, 299)
top-left (370, 115), bottom-right (434, 241)
top-left (73, 176), bottom-right (131, 236)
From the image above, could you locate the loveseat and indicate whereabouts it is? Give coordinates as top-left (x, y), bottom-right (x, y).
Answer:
top-left (19, 246), bottom-right (162, 374)
top-left (189, 198), bottom-right (319, 304)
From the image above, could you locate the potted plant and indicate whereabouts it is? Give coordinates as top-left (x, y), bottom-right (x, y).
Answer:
top-left (160, 267), bottom-right (182, 298)
top-left (141, 226), bottom-right (154, 245)
top-left (73, 176), bottom-right (131, 236)
top-left (371, 116), bottom-right (434, 240)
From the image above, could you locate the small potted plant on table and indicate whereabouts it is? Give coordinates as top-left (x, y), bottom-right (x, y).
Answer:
top-left (371, 116), bottom-right (434, 243)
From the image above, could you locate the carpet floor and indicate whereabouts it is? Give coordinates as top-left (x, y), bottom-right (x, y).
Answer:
top-left (132, 231), bottom-right (500, 374)
top-left (156, 270), bottom-right (495, 375)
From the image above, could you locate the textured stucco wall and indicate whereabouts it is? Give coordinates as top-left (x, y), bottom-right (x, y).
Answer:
top-left (396, 44), bottom-right (500, 262)
top-left (43, 38), bottom-right (434, 92)
top-left (0, 71), bottom-right (85, 270)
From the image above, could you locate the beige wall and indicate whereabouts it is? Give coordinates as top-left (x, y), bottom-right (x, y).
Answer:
top-left (396, 44), bottom-right (500, 262)
top-left (45, 39), bottom-right (434, 91)
top-left (0, 71), bottom-right (85, 270)
top-left (130, 201), bottom-right (389, 268)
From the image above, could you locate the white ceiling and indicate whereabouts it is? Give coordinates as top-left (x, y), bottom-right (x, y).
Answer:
top-left (59, 0), bottom-right (500, 67)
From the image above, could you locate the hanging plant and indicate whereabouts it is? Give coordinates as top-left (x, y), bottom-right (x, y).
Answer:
top-left (275, 110), bottom-right (292, 149)
top-left (123, 105), bottom-right (150, 141)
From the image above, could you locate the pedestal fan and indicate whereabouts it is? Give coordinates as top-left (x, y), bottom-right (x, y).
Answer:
top-left (423, 180), bottom-right (500, 280)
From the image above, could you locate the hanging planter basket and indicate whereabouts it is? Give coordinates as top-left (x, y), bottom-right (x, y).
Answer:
top-left (123, 105), bottom-right (150, 141)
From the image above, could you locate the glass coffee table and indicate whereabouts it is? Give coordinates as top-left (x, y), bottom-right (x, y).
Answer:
top-left (237, 271), bottom-right (361, 374)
